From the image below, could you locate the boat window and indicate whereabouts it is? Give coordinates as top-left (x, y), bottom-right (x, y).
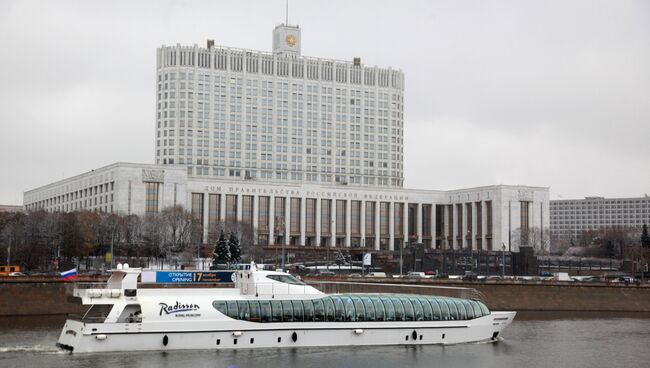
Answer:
top-left (439, 299), bottom-right (450, 320)
top-left (454, 300), bottom-right (466, 320)
top-left (380, 297), bottom-right (395, 321)
top-left (419, 298), bottom-right (433, 321)
top-left (237, 301), bottom-right (250, 321)
top-left (391, 297), bottom-right (405, 321)
top-left (270, 300), bottom-right (283, 322)
top-left (260, 301), bottom-right (271, 322)
top-left (333, 297), bottom-right (345, 322)
top-left (410, 298), bottom-right (424, 321)
top-left (226, 301), bottom-right (238, 319)
top-left (303, 300), bottom-right (314, 322)
top-left (324, 297), bottom-right (336, 322)
top-left (478, 301), bottom-right (490, 316)
top-left (401, 298), bottom-right (415, 321)
top-left (462, 300), bottom-right (475, 319)
top-left (352, 296), bottom-right (365, 321)
top-left (429, 298), bottom-right (442, 321)
top-left (282, 300), bottom-right (294, 322)
top-left (446, 300), bottom-right (459, 320)
top-left (249, 301), bottom-right (261, 322)
top-left (313, 299), bottom-right (325, 322)
top-left (469, 300), bottom-right (483, 318)
top-left (343, 296), bottom-right (356, 321)
top-left (212, 301), bottom-right (227, 315)
top-left (371, 297), bottom-right (385, 321)
top-left (292, 300), bottom-right (304, 322)
top-left (266, 274), bottom-right (304, 285)
top-left (364, 297), bottom-right (376, 322)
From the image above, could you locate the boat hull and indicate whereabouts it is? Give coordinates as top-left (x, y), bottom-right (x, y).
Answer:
top-left (57, 311), bottom-right (516, 353)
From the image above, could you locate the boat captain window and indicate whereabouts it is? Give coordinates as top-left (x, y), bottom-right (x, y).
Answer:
top-left (265, 274), bottom-right (304, 285)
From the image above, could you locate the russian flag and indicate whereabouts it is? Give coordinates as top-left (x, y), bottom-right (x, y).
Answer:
top-left (60, 268), bottom-right (78, 281)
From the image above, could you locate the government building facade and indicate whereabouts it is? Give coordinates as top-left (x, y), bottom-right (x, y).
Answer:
top-left (23, 23), bottom-right (550, 254)
top-left (23, 162), bottom-right (548, 253)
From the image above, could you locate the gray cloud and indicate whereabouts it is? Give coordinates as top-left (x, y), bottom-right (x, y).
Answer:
top-left (1, 0), bottom-right (648, 205)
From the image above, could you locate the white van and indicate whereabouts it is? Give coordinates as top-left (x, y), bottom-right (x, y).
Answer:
top-left (366, 272), bottom-right (387, 278)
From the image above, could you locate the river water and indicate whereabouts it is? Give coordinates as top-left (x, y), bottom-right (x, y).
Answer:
top-left (1, 313), bottom-right (648, 368)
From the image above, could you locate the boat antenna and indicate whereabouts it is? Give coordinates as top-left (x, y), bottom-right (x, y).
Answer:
top-left (285, 0), bottom-right (289, 25)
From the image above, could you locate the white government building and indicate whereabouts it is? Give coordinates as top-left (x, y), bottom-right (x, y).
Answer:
top-left (155, 23), bottom-right (405, 188)
top-left (23, 23), bottom-right (550, 253)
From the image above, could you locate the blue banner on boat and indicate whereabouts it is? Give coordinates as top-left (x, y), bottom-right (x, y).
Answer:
top-left (148, 271), bottom-right (236, 283)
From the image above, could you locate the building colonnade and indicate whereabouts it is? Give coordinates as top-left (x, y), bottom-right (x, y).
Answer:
top-left (190, 192), bottom-right (496, 251)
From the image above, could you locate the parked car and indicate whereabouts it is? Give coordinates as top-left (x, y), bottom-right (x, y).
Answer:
top-left (349, 273), bottom-right (363, 278)
top-left (462, 272), bottom-right (479, 281)
top-left (311, 270), bottom-right (335, 277)
top-left (8, 272), bottom-right (27, 277)
top-left (406, 271), bottom-right (430, 279)
top-left (366, 272), bottom-right (387, 278)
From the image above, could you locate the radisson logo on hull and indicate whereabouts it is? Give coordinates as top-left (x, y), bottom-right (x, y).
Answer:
top-left (159, 301), bottom-right (200, 316)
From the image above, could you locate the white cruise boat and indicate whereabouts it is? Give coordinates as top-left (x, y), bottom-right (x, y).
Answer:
top-left (56, 264), bottom-right (516, 353)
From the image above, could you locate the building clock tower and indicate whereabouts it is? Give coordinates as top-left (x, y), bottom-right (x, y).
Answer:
top-left (273, 23), bottom-right (301, 57)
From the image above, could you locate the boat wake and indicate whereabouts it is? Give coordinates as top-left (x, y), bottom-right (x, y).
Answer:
top-left (0, 345), bottom-right (64, 353)
top-left (472, 336), bottom-right (505, 345)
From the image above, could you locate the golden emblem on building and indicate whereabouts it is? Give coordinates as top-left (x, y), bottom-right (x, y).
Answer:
top-left (286, 34), bottom-right (297, 47)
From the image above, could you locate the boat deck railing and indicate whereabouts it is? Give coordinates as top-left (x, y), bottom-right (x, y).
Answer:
top-left (70, 281), bottom-right (487, 303)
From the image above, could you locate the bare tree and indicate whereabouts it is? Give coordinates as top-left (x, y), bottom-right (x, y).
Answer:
top-left (159, 206), bottom-right (196, 255)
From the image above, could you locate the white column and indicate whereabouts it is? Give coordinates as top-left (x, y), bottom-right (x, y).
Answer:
top-left (481, 201), bottom-right (487, 250)
top-left (416, 202), bottom-right (423, 243)
top-left (330, 199), bottom-right (337, 247)
top-left (471, 202), bottom-right (478, 251)
top-left (443, 205), bottom-right (449, 250)
top-left (374, 201), bottom-right (380, 250)
top-left (202, 192), bottom-right (209, 244)
top-left (360, 200), bottom-right (366, 247)
top-left (300, 197), bottom-right (306, 246)
top-left (219, 194), bottom-right (226, 223)
top-left (389, 201), bottom-right (395, 251)
top-left (268, 196), bottom-right (275, 245)
top-left (431, 204), bottom-right (437, 249)
top-left (236, 194), bottom-right (243, 222)
top-left (284, 198), bottom-right (291, 246)
top-left (462, 203), bottom-right (468, 250)
top-left (345, 200), bottom-right (351, 247)
top-left (315, 198), bottom-right (322, 247)
top-left (252, 195), bottom-right (259, 245)
top-left (452, 204), bottom-right (458, 249)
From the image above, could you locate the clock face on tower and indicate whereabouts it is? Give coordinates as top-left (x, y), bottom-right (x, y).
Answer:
top-left (285, 34), bottom-right (297, 47)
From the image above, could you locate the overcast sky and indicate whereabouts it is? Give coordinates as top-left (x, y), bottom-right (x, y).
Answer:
top-left (1, 0), bottom-right (649, 205)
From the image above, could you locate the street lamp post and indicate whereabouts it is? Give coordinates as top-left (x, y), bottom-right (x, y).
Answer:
top-left (399, 240), bottom-right (405, 277)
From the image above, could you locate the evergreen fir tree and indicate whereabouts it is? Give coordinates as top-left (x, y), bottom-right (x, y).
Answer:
top-left (213, 231), bottom-right (230, 267)
top-left (605, 240), bottom-right (616, 258)
top-left (229, 232), bottom-right (241, 263)
top-left (641, 224), bottom-right (650, 248)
